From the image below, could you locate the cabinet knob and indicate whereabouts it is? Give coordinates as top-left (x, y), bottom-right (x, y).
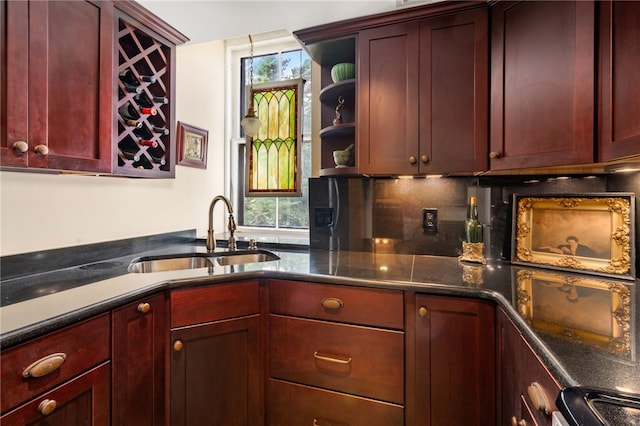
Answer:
top-left (321, 297), bottom-right (344, 310)
top-left (12, 141), bottom-right (29, 153)
top-left (420, 154), bottom-right (429, 164)
top-left (489, 151), bottom-right (501, 159)
top-left (38, 399), bottom-right (57, 416)
top-left (527, 382), bottom-right (551, 414)
top-left (418, 306), bottom-right (428, 317)
top-left (173, 340), bottom-right (184, 352)
top-left (408, 155), bottom-right (418, 165)
top-left (137, 302), bottom-right (151, 314)
top-left (22, 353), bottom-right (67, 378)
top-left (34, 144), bottom-right (49, 156)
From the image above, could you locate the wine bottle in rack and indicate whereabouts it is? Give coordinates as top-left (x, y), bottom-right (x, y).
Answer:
top-left (124, 119), bottom-right (143, 129)
top-left (151, 125), bottom-right (169, 135)
top-left (119, 102), bottom-right (140, 121)
top-left (119, 68), bottom-right (156, 85)
top-left (134, 93), bottom-right (153, 107)
top-left (146, 145), bottom-right (167, 166)
top-left (122, 83), bottom-right (142, 94)
top-left (153, 96), bottom-right (169, 105)
top-left (137, 138), bottom-right (158, 148)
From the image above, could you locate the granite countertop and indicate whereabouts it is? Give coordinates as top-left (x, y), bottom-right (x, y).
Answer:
top-left (1, 239), bottom-right (638, 398)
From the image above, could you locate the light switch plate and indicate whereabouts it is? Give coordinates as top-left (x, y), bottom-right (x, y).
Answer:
top-left (422, 208), bottom-right (438, 233)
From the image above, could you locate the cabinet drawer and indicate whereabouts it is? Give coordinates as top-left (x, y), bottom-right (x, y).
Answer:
top-left (270, 315), bottom-right (404, 404)
top-left (269, 279), bottom-right (404, 329)
top-left (268, 378), bottom-right (404, 426)
top-left (519, 343), bottom-right (561, 426)
top-left (1, 313), bottom-right (111, 412)
top-left (171, 280), bottom-right (259, 328)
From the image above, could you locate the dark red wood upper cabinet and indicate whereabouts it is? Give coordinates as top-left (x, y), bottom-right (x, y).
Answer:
top-left (598, 0), bottom-right (640, 162)
top-left (358, 22), bottom-right (421, 176)
top-left (419, 8), bottom-right (488, 174)
top-left (490, 1), bottom-right (595, 170)
top-left (1, 0), bottom-right (114, 172)
top-left (359, 6), bottom-right (488, 176)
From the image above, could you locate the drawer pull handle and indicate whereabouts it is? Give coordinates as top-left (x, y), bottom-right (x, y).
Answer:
top-left (321, 297), bottom-right (343, 310)
top-left (137, 302), bottom-right (151, 313)
top-left (418, 306), bottom-right (428, 317)
top-left (313, 351), bottom-right (352, 365)
top-left (22, 353), bottom-right (67, 378)
top-left (38, 399), bottom-right (57, 416)
top-left (314, 418), bottom-right (348, 426)
top-left (173, 340), bottom-right (184, 352)
top-left (527, 382), bottom-right (551, 414)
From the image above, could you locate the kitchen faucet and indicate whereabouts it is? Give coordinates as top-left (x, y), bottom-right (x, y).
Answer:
top-left (206, 195), bottom-right (237, 252)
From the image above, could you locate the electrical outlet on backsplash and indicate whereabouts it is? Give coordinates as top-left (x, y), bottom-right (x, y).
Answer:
top-left (308, 172), bottom-right (639, 271)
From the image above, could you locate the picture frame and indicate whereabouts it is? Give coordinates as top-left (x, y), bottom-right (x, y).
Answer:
top-left (512, 193), bottom-right (635, 279)
top-left (514, 269), bottom-right (634, 362)
top-left (177, 122), bottom-right (208, 169)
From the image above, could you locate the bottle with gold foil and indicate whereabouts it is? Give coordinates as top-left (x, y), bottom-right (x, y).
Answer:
top-left (464, 196), bottom-right (483, 243)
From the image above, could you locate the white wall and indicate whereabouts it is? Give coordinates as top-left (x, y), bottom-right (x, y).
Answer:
top-left (0, 41), bottom-right (227, 256)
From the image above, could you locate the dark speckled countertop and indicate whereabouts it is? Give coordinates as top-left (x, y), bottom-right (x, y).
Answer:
top-left (1, 238), bottom-right (638, 399)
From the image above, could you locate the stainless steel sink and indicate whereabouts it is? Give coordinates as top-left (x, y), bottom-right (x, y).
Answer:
top-left (214, 250), bottom-right (280, 266)
top-left (128, 253), bottom-right (214, 273)
top-left (128, 250), bottom-right (279, 273)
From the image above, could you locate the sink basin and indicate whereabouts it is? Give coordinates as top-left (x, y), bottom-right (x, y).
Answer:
top-left (214, 250), bottom-right (280, 266)
top-left (128, 253), bottom-right (214, 273)
top-left (128, 250), bottom-right (279, 273)
top-left (556, 386), bottom-right (640, 425)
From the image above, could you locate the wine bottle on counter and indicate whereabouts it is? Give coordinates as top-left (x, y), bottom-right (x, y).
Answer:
top-left (464, 196), bottom-right (483, 243)
top-left (119, 69), bottom-right (156, 85)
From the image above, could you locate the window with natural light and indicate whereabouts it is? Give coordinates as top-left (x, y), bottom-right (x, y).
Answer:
top-left (228, 36), bottom-right (311, 232)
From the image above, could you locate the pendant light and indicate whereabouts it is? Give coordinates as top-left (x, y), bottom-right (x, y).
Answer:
top-left (241, 35), bottom-right (261, 137)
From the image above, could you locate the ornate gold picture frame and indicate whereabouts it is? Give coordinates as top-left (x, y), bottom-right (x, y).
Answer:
top-left (514, 269), bottom-right (634, 361)
top-left (512, 194), bottom-right (635, 279)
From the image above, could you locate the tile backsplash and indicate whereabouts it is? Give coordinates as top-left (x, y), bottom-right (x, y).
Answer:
top-left (309, 171), bottom-right (639, 271)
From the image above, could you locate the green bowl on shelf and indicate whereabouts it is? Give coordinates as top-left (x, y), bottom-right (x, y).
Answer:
top-left (331, 63), bottom-right (356, 83)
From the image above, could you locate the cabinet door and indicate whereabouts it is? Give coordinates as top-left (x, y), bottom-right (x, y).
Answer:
top-left (1, 0), bottom-right (29, 167)
top-left (0, 362), bottom-right (110, 425)
top-left (112, 293), bottom-right (167, 426)
top-left (598, 1), bottom-right (640, 161)
top-left (413, 295), bottom-right (495, 426)
top-left (490, 1), bottom-right (595, 170)
top-left (171, 315), bottom-right (263, 426)
top-left (1, 0), bottom-right (113, 172)
top-left (419, 8), bottom-right (488, 174)
top-left (359, 22), bottom-right (420, 175)
top-left (497, 309), bottom-right (561, 426)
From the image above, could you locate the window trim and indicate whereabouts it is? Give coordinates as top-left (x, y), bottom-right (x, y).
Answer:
top-left (225, 33), bottom-right (311, 234)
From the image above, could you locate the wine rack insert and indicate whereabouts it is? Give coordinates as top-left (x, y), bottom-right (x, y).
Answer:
top-left (116, 17), bottom-right (173, 177)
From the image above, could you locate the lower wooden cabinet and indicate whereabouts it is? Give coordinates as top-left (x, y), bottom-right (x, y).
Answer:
top-left (112, 293), bottom-right (167, 425)
top-left (411, 294), bottom-right (496, 426)
top-left (170, 281), bottom-right (262, 426)
top-left (267, 378), bottom-right (404, 426)
top-left (497, 308), bottom-right (561, 426)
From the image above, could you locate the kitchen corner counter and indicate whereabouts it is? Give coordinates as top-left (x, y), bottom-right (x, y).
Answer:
top-left (1, 243), bottom-right (638, 398)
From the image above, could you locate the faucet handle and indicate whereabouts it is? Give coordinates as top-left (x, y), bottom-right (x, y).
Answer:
top-left (228, 236), bottom-right (237, 251)
top-left (248, 239), bottom-right (257, 250)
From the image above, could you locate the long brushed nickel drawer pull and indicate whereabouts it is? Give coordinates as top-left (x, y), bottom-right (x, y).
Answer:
top-left (313, 351), bottom-right (352, 365)
top-left (320, 297), bottom-right (344, 310)
top-left (22, 353), bottom-right (67, 378)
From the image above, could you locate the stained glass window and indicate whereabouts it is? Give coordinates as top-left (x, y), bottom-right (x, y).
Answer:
top-left (246, 79), bottom-right (303, 196)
